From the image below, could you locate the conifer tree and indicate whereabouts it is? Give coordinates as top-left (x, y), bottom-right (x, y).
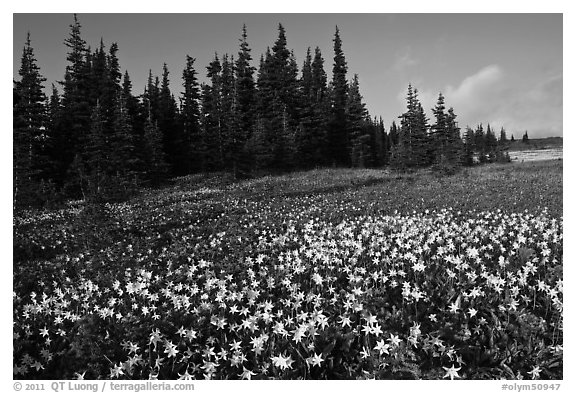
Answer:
top-left (142, 109), bottom-right (169, 185)
top-left (107, 94), bottom-right (139, 199)
top-left (389, 121), bottom-right (399, 146)
top-left (57, 14), bottom-right (91, 191)
top-left (202, 55), bottom-right (224, 171)
top-left (220, 54), bottom-right (237, 169)
top-left (347, 74), bottom-right (371, 167)
top-left (157, 63), bottom-right (182, 174)
top-left (142, 70), bottom-right (160, 123)
top-left (83, 102), bottom-right (108, 200)
top-left (444, 107), bottom-right (463, 168)
top-left (412, 99), bottom-right (430, 167)
top-left (122, 71), bottom-right (144, 142)
top-left (310, 47), bottom-right (330, 166)
top-left (328, 26), bottom-right (349, 166)
top-left (485, 124), bottom-right (498, 161)
top-left (499, 127), bottom-right (508, 143)
top-left (430, 92), bottom-right (448, 164)
top-left (13, 32), bottom-right (47, 206)
top-left (181, 55), bottom-right (202, 174)
top-left (522, 131), bottom-right (529, 143)
top-left (234, 25), bottom-right (257, 178)
top-left (462, 126), bottom-right (475, 166)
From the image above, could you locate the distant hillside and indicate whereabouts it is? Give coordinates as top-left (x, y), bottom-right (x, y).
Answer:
top-left (507, 136), bottom-right (563, 151)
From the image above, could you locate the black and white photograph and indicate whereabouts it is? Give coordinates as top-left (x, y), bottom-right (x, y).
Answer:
top-left (10, 5), bottom-right (566, 388)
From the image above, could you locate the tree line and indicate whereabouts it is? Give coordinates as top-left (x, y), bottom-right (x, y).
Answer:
top-left (14, 15), bottom-right (516, 208)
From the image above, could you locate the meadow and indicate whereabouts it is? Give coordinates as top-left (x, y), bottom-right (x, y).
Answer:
top-left (13, 160), bottom-right (563, 380)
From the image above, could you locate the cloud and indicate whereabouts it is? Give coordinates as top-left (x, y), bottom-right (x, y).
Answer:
top-left (446, 65), bottom-right (503, 107)
top-left (417, 65), bottom-right (562, 138)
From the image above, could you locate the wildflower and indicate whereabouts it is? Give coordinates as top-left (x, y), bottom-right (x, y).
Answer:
top-left (528, 366), bottom-right (542, 380)
top-left (164, 341), bottom-right (179, 358)
top-left (307, 353), bottom-right (324, 367)
top-left (109, 363), bottom-right (124, 378)
top-left (74, 371), bottom-right (86, 380)
top-left (271, 353), bottom-right (294, 370)
top-left (387, 334), bottom-right (402, 347)
top-left (448, 302), bottom-right (459, 313)
top-left (339, 315), bottom-right (352, 327)
top-left (442, 364), bottom-right (461, 380)
top-left (239, 367), bottom-right (256, 380)
top-left (374, 339), bottom-right (390, 355)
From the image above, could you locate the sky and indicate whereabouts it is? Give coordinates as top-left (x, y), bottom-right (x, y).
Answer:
top-left (13, 13), bottom-right (562, 138)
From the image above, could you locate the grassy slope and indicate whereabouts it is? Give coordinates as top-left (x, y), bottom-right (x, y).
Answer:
top-left (12, 160), bottom-right (563, 379)
top-left (15, 160), bottom-right (563, 265)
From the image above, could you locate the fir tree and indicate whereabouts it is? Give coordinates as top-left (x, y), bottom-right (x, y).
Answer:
top-left (430, 92), bottom-right (448, 164)
top-left (412, 99), bottom-right (430, 167)
top-left (389, 121), bottom-right (399, 146)
top-left (393, 84), bottom-right (430, 169)
top-left (522, 131), bottom-right (529, 143)
top-left (346, 74), bottom-right (371, 167)
top-left (234, 25), bottom-right (257, 178)
top-left (474, 124), bottom-right (487, 163)
top-left (220, 54), bottom-right (237, 170)
top-left (157, 63), bottom-right (182, 174)
top-left (444, 107), bottom-right (463, 169)
top-left (84, 102), bottom-right (108, 200)
top-left (181, 55), bottom-right (202, 174)
top-left (499, 127), bottom-right (508, 143)
top-left (107, 94), bottom-right (139, 199)
top-left (485, 124), bottom-right (498, 162)
top-left (13, 32), bottom-right (47, 206)
top-left (57, 14), bottom-right (91, 192)
top-left (328, 26), bottom-right (349, 166)
top-left (462, 126), bottom-right (475, 166)
top-left (202, 55), bottom-right (224, 171)
top-left (143, 110), bottom-right (169, 185)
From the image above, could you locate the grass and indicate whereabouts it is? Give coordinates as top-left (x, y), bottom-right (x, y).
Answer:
top-left (13, 160), bottom-right (562, 380)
